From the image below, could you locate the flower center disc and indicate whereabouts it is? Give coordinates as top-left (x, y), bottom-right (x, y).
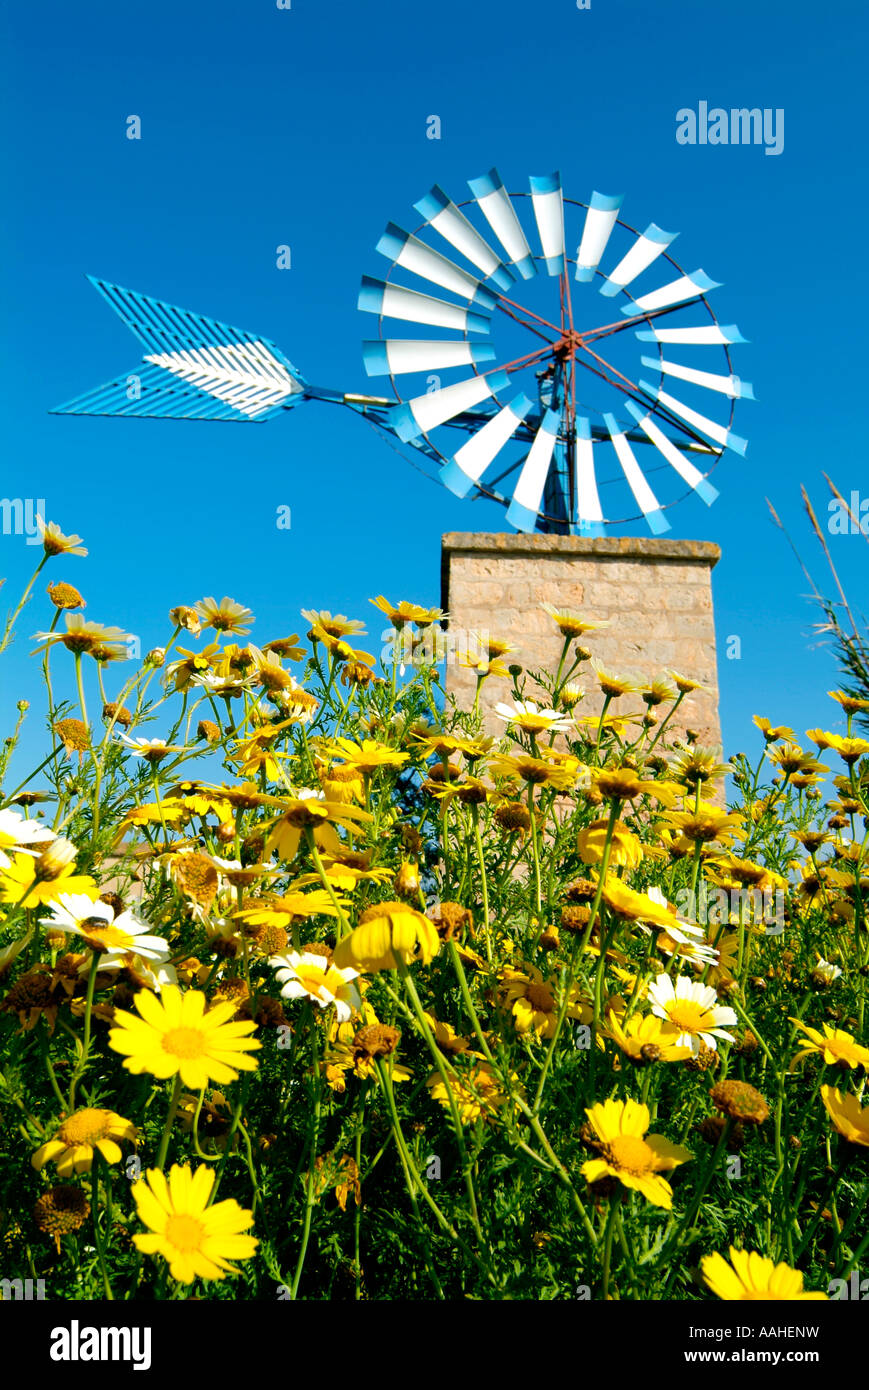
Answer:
top-left (164, 1213), bottom-right (205, 1252)
top-left (667, 1002), bottom-right (713, 1033)
top-left (83, 925), bottom-right (130, 950)
top-left (525, 983), bottom-right (555, 1012)
top-left (61, 1109), bottom-right (112, 1144)
top-left (603, 1135), bottom-right (654, 1176)
top-left (162, 1027), bottom-right (207, 1059)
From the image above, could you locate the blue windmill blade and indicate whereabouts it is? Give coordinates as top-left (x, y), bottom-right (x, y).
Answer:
top-left (51, 277), bottom-right (309, 421)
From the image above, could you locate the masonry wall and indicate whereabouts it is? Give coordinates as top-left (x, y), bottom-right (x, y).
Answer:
top-left (441, 533), bottom-right (722, 749)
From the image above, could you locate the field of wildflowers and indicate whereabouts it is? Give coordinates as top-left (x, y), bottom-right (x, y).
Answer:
top-left (1, 518), bottom-right (867, 1302)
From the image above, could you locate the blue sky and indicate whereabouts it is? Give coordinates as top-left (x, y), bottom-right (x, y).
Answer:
top-left (1, 0), bottom-right (866, 777)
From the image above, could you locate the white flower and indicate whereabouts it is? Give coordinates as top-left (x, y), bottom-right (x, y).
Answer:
top-left (119, 736), bottom-right (189, 760)
top-left (812, 956), bottom-right (842, 986)
top-left (41, 894), bottom-right (170, 962)
top-left (41, 894), bottom-right (112, 933)
top-left (89, 955), bottom-right (178, 992)
top-left (190, 671), bottom-right (253, 697)
top-left (270, 950), bottom-right (361, 1023)
top-left (493, 700), bottom-right (574, 734)
top-left (647, 973), bottom-right (737, 1055)
top-left (0, 807), bottom-right (55, 868)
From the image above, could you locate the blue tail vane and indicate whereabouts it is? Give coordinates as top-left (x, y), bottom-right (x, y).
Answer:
top-left (51, 277), bottom-right (308, 422)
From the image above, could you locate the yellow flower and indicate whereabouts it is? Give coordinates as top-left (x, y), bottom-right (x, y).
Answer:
top-left (828, 690), bottom-right (869, 715)
top-left (132, 1163), bottom-right (257, 1283)
top-left (424, 1012), bottom-right (470, 1054)
top-left (301, 609), bottom-right (367, 639)
top-left (701, 1247), bottom-right (827, 1300)
top-left (369, 595), bottom-right (444, 627)
top-left (592, 663), bottom-right (640, 698)
top-left (667, 670), bottom-right (708, 694)
top-left (541, 604), bottom-right (609, 638)
top-left (600, 878), bottom-right (682, 931)
top-left (234, 888), bottom-right (350, 929)
top-left (581, 1098), bottom-right (692, 1208)
top-left (821, 1085), bottom-right (869, 1148)
top-left (32, 1109), bottom-right (136, 1177)
top-left (36, 516), bottom-right (88, 557)
top-left (809, 732), bottom-right (869, 765)
top-left (604, 1010), bottom-right (692, 1063)
top-left (332, 901), bottom-right (440, 973)
top-left (489, 752), bottom-right (577, 790)
top-left (753, 715), bottom-right (795, 743)
top-left (264, 795), bottom-right (372, 862)
top-left (659, 802), bottom-right (743, 847)
top-left (316, 736), bottom-right (410, 776)
top-left (790, 1022), bottom-right (869, 1071)
top-left (576, 819), bottom-right (642, 869)
top-left (31, 615), bottom-right (132, 659)
top-left (497, 963), bottom-right (590, 1039)
top-left (0, 852), bottom-right (98, 908)
top-left (108, 985), bottom-right (261, 1087)
top-left (194, 596), bottom-right (254, 635)
top-left (494, 700), bottom-right (574, 735)
top-left (295, 852), bottom-right (392, 892)
top-left (427, 1055), bottom-right (513, 1123)
top-left (591, 766), bottom-right (681, 806)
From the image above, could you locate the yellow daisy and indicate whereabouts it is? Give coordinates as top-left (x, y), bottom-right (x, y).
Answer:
top-left (32, 1108), bottom-right (136, 1176)
top-left (604, 1010), bottom-right (692, 1063)
top-left (108, 985), bottom-right (261, 1088)
top-left (427, 1056), bottom-right (510, 1124)
top-left (332, 901), bottom-right (440, 973)
top-left (821, 1085), bottom-right (869, 1148)
top-left (132, 1163), bottom-right (257, 1283)
top-left (701, 1247), bottom-right (827, 1300)
top-left (790, 1021), bottom-right (869, 1071)
top-left (0, 852), bottom-right (98, 908)
top-left (581, 1097), bottom-right (692, 1208)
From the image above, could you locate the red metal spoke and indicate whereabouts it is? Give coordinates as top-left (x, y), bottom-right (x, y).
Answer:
top-left (494, 293), bottom-right (564, 337)
top-left (493, 299), bottom-right (559, 347)
top-left (579, 300), bottom-right (704, 344)
top-left (486, 343), bottom-right (556, 376)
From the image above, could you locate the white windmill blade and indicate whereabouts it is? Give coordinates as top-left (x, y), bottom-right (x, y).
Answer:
top-left (358, 276), bottom-right (491, 334)
top-left (467, 168), bottom-right (537, 279)
top-left (143, 342), bottom-right (302, 418)
top-left (392, 369), bottom-right (510, 443)
top-left (529, 173), bottom-right (565, 276)
top-left (638, 381), bottom-right (748, 455)
top-left (574, 418), bottom-right (605, 533)
top-left (376, 223), bottom-right (497, 307)
top-left (599, 223), bottom-right (677, 298)
top-left (441, 392), bottom-right (534, 498)
top-left (413, 185), bottom-right (514, 290)
top-left (506, 408), bottom-right (561, 531)
top-left (636, 323), bottom-right (747, 346)
top-left (363, 339), bottom-right (496, 377)
top-left (575, 192), bottom-right (623, 283)
top-left (623, 400), bottom-right (719, 506)
top-left (603, 412), bottom-right (670, 534)
top-left (640, 355), bottom-right (755, 399)
top-left (623, 270), bottom-right (721, 315)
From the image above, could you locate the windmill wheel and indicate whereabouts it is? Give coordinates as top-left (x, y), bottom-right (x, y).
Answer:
top-left (359, 170), bottom-right (752, 535)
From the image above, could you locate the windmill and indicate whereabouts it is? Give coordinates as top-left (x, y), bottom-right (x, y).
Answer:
top-left (52, 169), bottom-right (751, 536)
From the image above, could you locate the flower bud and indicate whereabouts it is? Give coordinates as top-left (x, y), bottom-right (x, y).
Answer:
top-left (394, 860), bottom-right (420, 899)
top-left (36, 836), bottom-right (77, 880)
